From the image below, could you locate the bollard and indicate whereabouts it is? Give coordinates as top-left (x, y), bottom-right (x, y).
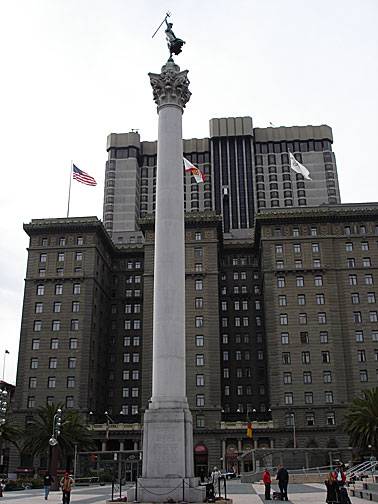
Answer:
top-left (182, 478), bottom-right (185, 502)
top-left (224, 477), bottom-right (227, 500)
top-left (134, 477), bottom-right (138, 502)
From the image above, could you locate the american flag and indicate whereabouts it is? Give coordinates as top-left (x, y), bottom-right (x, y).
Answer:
top-left (72, 164), bottom-right (97, 186)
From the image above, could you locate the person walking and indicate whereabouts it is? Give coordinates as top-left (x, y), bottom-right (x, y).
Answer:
top-left (43, 473), bottom-right (54, 500)
top-left (262, 468), bottom-right (272, 500)
top-left (211, 467), bottom-right (222, 497)
top-left (276, 464), bottom-right (289, 501)
top-left (60, 472), bottom-right (74, 504)
top-left (324, 472), bottom-right (338, 503)
top-left (333, 464), bottom-right (346, 501)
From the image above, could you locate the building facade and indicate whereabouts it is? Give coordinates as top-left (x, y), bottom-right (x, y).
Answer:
top-left (12, 203), bottom-right (378, 475)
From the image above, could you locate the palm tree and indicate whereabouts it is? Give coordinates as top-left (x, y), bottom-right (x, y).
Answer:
top-left (344, 387), bottom-right (378, 457)
top-left (23, 404), bottom-right (93, 470)
top-left (0, 419), bottom-right (22, 447)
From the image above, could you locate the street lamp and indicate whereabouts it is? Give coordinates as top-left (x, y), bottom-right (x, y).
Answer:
top-left (0, 388), bottom-right (9, 473)
top-left (49, 408), bottom-right (62, 446)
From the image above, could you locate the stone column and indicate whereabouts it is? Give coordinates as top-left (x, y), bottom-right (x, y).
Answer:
top-left (127, 60), bottom-right (204, 503)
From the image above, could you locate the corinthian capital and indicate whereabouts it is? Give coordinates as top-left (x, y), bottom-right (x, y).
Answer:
top-left (149, 60), bottom-right (191, 109)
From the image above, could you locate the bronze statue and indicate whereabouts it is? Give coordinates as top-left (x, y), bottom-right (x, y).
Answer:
top-left (152, 13), bottom-right (185, 59)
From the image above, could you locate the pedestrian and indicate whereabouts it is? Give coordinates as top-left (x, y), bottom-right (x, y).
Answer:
top-left (60, 472), bottom-right (74, 504)
top-left (43, 473), bottom-right (54, 500)
top-left (211, 466), bottom-right (222, 496)
top-left (324, 471), bottom-right (338, 503)
top-left (276, 464), bottom-right (289, 501)
top-left (333, 464), bottom-right (346, 501)
top-left (262, 468), bottom-right (272, 500)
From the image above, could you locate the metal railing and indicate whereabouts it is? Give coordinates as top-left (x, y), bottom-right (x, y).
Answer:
top-left (346, 460), bottom-right (377, 480)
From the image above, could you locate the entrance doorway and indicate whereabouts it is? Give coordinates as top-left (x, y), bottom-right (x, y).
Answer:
top-left (194, 444), bottom-right (208, 481)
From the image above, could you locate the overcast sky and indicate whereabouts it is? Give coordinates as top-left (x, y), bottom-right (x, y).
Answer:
top-left (1, 0), bottom-right (377, 384)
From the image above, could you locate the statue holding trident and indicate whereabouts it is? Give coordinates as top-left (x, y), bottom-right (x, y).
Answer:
top-left (152, 12), bottom-right (186, 58)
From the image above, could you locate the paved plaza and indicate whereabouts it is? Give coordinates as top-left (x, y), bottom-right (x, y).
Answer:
top-left (1, 480), bottom-right (373, 503)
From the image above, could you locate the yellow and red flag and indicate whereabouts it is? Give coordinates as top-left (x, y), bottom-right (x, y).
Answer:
top-left (183, 157), bottom-right (205, 183)
top-left (246, 421), bottom-right (253, 439)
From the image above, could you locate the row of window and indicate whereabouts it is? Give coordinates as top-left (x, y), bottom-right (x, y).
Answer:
top-left (36, 284), bottom-right (80, 296)
top-left (29, 376), bottom-right (76, 388)
top-left (254, 141), bottom-right (332, 156)
top-left (221, 285), bottom-right (259, 295)
top-left (276, 243), bottom-right (321, 254)
top-left (276, 259), bottom-right (322, 269)
top-left (28, 396), bottom-right (75, 408)
top-left (123, 353), bottom-right (140, 363)
top-left (222, 334), bottom-right (258, 345)
top-left (33, 320), bottom-right (81, 332)
top-left (39, 267), bottom-right (82, 277)
top-left (273, 224), bottom-right (378, 238)
top-left (31, 338), bottom-right (78, 350)
top-left (286, 412), bottom-right (336, 427)
top-left (39, 252), bottom-right (83, 263)
top-left (123, 336), bottom-right (140, 347)
top-left (40, 236), bottom-right (84, 247)
top-left (120, 405), bottom-right (139, 415)
top-left (35, 302), bottom-right (80, 314)
top-left (284, 391), bottom-right (335, 405)
top-left (223, 350), bottom-right (260, 361)
top-left (281, 351), bottom-right (331, 364)
top-left (124, 320), bottom-right (142, 330)
top-left (122, 387), bottom-right (139, 398)
top-left (282, 370), bottom-right (335, 384)
top-left (222, 317), bottom-right (257, 327)
top-left (122, 370), bottom-right (139, 380)
top-left (30, 355), bottom-right (77, 368)
top-left (224, 385), bottom-right (264, 396)
top-left (277, 274), bottom-right (375, 288)
top-left (221, 300), bottom-right (260, 311)
top-left (279, 312), bottom-right (330, 325)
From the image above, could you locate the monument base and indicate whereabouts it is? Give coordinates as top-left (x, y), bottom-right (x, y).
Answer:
top-left (127, 477), bottom-right (206, 503)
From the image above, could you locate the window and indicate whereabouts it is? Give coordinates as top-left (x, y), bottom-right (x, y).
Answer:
top-left (133, 320), bottom-right (141, 330)
top-left (52, 320), bottom-right (60, 331)
top-left (196, 394), bottom-right (205, 407)
top-left (282, 352), bottom-right (291, 365)
top-left (279, 295), bottom-right (287, 306)
top-left (305, 392), bottom-right (313, 404)
top-left (223, 368), bottom-right (229, 378)
top-left (296, 276), bottom-right (304, 287)
top-left (353, 311), bottom-right (362, 323)
top-left (368, 293), bottom-right (376, 304)
top-left (55, 284), bottom-right (63, 295)
top-left (50, 338), bottom-right (59, 350)
top-left (345, 242), bottom-right (353, 252)
top-left (131, 387), bottom-right (139, 397)
top-left (77, 236), bottom-right (83, 245)
top-left (320, 331), bottom-right (329, 343)
top-left (360, 369), bottom-right (368, 382)
top-left (295, 259), bottom-right (303, 269)
top-left (355, 331), bottom-right (364, 342)
top-left (40, 253), bottom-right (47, 263)
top-left (302, 351), bottom-right (311, 364)
top-left (283, 372), bottom-right (292, 384)
top-left (48, 377), bottom-right (56, 388)
top-left (224, 386), bottom-right (230, 396)
top-left (276, 260), bottom-right (284, 269)
top-left (344, 226), bottom-right (351, 235)
top-left (322, 351), bottom-right (331, 363)
top-left (66, 396), bottom-right (75, 408)
top-left (33, 320), bottom-right (42, 332)
top-left (300, 332), bottom-right (309, 344)
top-left (195, 232), bottom-right (202, 241)
top-left (318, 312), bottom-right (327, 324)
top-left (323, 371), bottom-right (332, 383)
top-left (27, 396), bottom-right (36, 408)
top-left (196, 335), bottom-right (204, 347)
top-left (363, 258), bottom-right (371, 268)
top-left (280, 314), bottom-right (288, 325)
top-left (243, 317), bottom-right (249, 326)
top-left (351, 293), bottom-right (360, 304)
top-left (36, 285), bottom-right (45, 296)
top-left (195, 279), bottom-right (203, 291)
top-left (195, 316), bottom-right (204, 328)
top-left (313, 259), bottom-right (321, 268)
top-left (68, 358), bottom-right (76, 369)
top-left (29, 377), bottom-right (37, 389)
top-left (51, 302), bottom-right (61, 314)
top-left (132, 353), bottom-right (139, 363)
top-left (358, 349), bottom-right (366, 362)
top-left (194, 247), bottom-right (203, 258)
top-left (196, 374), bottom-right (204, 387)
top-left (35, 302), bottom-right (43, 314)
top-left (312, 243), bottom-right (320, 253)
top-left (49, 357), bottom-right (57, 369)
top-left (347, 258), bottom-right (355, 268)
top-left (284, 392), bottom-right (293, 405)
top-left (293, 227), bottom-right (299, 237)
top-left (306, 413), bottom-right (315, 426)
top-left (31, 338), bottom-right (40, 350)
top-left (275, 244), bottom-right (283, 254)
top-left (39, 268), bottom-right (46, 277)
top-left (75, 252), bottom-right (83, 261)
top-left (314, 275), bottom-right (323, 287)
top-left (277, 277), bottom-right (286, 288)
top-left (316, 294), bottom-right (325, 305)
top-left (303, 371), bottom-right (312, 384)
top-left (365, 274), bottom-right (374, 285)
top-left (370, 311), bottom-right (378, 322)
top-left (293, 244), bottom-right (301, 254)
top-left (57, 252), bottom-right (65, 262)
top-left (325, 391), bottom-right (334, 404)
top-left (196, 416), bottom-right (205, 428)
top-left (69, 338), bottom-right (78, 350)
top-left (361, 242), bottom-right (369, 251)
top-left (73, 283), bottom-right (81, 295)
top-left (349, 275), bottom-right (357, 286)
top-left (131, 405), bottom-right (138, 415)
top-left (67, 376), bottom-right (75, 388)
top-left (123, 371), bottom-right (130, 381)
top-left (196, 354), bottom-right (204, 366)
top-left (327, 413), bottom-right (336, 426)
top-left (281, 333), bottom-right (289, 344)
top-left (299, 313), bottom-right (307, 325)
top-left (373, 331), bottom-right (378, 342)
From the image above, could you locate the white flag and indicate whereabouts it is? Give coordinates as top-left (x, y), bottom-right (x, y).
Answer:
top-left (289, 152), bottom-right (312, 180)
top-left (183, 157), bottom-right (205, 184)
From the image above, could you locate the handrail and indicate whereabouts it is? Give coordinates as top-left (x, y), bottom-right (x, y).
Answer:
top-left (346, 460), bottom-right (377, 479)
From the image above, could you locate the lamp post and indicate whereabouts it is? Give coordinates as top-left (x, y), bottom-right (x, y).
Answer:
top-left (0, 388), bottom-right (9, 473)
top-left (49, 408), bottom-right (62, 489)
top-left (290, 413), bottom-right (296, 449)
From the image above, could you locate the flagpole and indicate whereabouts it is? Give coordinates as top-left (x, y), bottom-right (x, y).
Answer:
top-left (67, 161), bottom-right (73, 218)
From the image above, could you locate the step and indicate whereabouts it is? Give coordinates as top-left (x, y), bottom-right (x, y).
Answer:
top-left (350, 487), bottom-right (378, 502)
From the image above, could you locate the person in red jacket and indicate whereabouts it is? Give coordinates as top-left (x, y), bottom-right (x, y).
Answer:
top-left (262, 468), bottom-right (272, 500)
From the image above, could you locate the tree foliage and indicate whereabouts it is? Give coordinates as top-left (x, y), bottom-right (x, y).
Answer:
top-left (22, 404), bottom-right (93, 458)
top-left (344, 387), bottom-right (378, 455)
top-left (0, 419), bottom-right (22, 448)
